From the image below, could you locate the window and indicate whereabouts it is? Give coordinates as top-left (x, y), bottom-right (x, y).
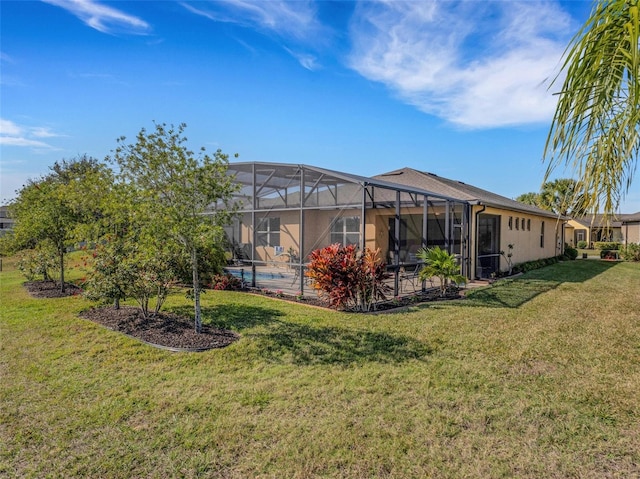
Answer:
top-left (508, 216), bottom-right (513, 230)
top-left (331, 216), bottom-right (360, 246)
top-left (515, 218), bottom-right (520, 230)
top-left (540, 221), bottom-right (545, 248)
top-left (527, 219), bottom-right (531, 231)
top-left (521, 218), bottom-right (525, 230)
top-left (257, 217), bottom-right (280, 247)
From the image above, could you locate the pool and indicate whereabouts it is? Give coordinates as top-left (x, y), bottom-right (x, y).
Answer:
top-left (224, 268), bottom-right (288, 282)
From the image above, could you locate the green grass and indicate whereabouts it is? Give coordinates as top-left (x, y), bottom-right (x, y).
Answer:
top-left (1, 257), bottom-right (639, 478)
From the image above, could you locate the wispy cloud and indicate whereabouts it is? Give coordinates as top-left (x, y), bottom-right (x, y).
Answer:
top-left (182, 0), bottom-right (325, 69)
top-left (183, 0), bottom-right (319, 40)
top-left (0, 119), bottom-right (61, 150)
top-left (348, 1), bottom-right (574, 129)
top-left (284, 47), bottom-right (319, 71)
top-left (42, 0), bottom-right (150, 35)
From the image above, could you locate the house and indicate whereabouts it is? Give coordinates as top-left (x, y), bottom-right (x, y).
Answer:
top-left (373, 168), bottom-right (566, 279)
top-left (0, 206), bottom-right (15, 236)
top-left (621, 212), bottom-right (640, 245)
top-left (220, 162), bottom-right (565, 297)
top-left (566, 212), bottom-right (640, 247)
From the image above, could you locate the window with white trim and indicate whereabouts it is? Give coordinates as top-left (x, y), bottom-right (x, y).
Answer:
top-left (257, 217), bottom-right (280, 247)
top-left (330, 216), bottom-right (360, 246)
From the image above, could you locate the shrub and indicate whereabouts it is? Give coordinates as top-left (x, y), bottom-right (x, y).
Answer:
top-left (211, 273), bottom-right (242, 291)
top-left (577, 240), bottom-right (588, 249)
top-left (306, 244), bottom-right (391, 311)
top-left (510, 256), bottom-right (560, 275)
top-left (83, 240), bottom-right (136, 309)
top-left (600, 250), bottom-right (619, 260)
top-left (564, 244), bottom-right (578, 260)
top-left (16, 245), bottom-right (58, 282)
top-left (619, 243), bottom-right (640, 262)
top-left (594, 241), bottom-right (620, 250)
top-left (417, 246), bottom-right (467, 296)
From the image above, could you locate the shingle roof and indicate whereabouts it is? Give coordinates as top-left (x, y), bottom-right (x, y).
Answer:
top-left (621, 211), bottom-right (640, 222)
top-left (373, 167), bottom-right (562, 219)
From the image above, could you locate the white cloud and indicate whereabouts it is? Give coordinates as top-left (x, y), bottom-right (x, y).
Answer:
top-left (284, 47), bottom-right (319, 71)
top-left (42, 0), bottom-right (150, 35)
top-left (0, 119), bottom-right (60, 150)
top-left (348, 1), bottom-right (574, 129)
top-left (182, 0), bottom-right (325, 69)
top-left (183, 0), bottom-right (319, 40)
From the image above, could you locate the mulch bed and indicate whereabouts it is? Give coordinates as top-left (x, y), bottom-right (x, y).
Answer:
top-left (24, 280), bottom-right (239, 351)
top-left (24, 280), bottom-right (83, 298)
top-left (79, 306), bottom-right (239, 351)
top-left (23, 280), bottom-right (459, 351)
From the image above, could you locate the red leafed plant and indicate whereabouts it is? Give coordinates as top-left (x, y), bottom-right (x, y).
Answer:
top-left (305, 244), bottom-right (391, 311)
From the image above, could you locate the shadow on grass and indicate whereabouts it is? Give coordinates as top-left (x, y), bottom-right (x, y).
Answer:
top-left (170, 304), bottom-right (431, 365)
top-left (450, 260), bottom-right (620, 309)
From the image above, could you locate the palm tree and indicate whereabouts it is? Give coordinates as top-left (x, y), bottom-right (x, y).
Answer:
top-left (515, 192), bottom-right (540, 207)
top-left (544, 0), bottom-right (639, 219)
top-left (416, 247), bottom-right (467, 297)
top-left (538, 178), bottom-right (588, 217)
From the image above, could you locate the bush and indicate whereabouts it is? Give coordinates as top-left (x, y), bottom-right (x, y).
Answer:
top-left (599, 250), bottom-right (619, 260)
top-left (594, 241), bottom-right (620, 250)
top-left (16, 245), bottom-right (58, 282)
top-left (211, 273), bottom-right (243, 290)
top-left (564, 244), bottom-right (578, 260)
top-left (306, 244), bottom-right (391, 311)
top-left (619, 243), bottom-right (640, 262)
top-left (577, 240), bottom-right (588, 249)
top-left (509, 256), bottom-right (560, 275)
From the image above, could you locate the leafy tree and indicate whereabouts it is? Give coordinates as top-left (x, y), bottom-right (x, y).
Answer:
top-left (417, 246), bottom-right (466, 297)
top-left (110, 122), bottom-right (238, 332)
top-left (545, 0), bottom-right (639, 217)
top-left (9, 156), bottom-right (106, 292)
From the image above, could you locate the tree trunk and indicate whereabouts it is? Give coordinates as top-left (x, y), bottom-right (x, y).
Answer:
top-left (192, 247), bottom-right (202, 333)
top-left (59, 246), bottom-right (65, 293)
top-left (114, 297), bottom-right (120, 310)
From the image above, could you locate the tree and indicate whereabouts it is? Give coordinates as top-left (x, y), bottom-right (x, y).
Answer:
top-left (544, 0), bottom-right (640, 218)
top-left (417, 247), bottom-right (466, 297)
top-left (9, 156), bottom-right (106, 292)
top-left (110, 123), bottom-right (238, 333)
top-left (516, 179), bottom-right (587, 217)
top-left (515, 192), bottom-right (540, 207)
top-left (538, 178), bottom-right (587, 217)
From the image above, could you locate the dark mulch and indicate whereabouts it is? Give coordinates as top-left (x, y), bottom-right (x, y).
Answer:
top-left (79, 306), bottom-right (239, 351)
top-left (252, 287), bottom-right (462, 312)
top-left (24, 280), bottom-right (83, 298)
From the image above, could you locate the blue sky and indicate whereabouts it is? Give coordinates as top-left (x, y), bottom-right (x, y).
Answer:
top-left (2, 0), bottom-right (638, 213)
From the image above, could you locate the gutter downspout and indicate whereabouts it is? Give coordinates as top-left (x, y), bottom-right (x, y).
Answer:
top-left (474, 203), bottom-right (486, 280)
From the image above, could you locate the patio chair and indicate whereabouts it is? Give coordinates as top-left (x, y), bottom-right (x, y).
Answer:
top-left (400, 263), bottom-right (422, 293)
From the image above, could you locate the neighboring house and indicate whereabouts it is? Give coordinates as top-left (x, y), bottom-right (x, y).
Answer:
top-left (565, 213), bottom-right (640, 247)
top-left (0, 206), bottom-right (15, 236)
top-left (621, 212), bottom-right (640, 245)
top-left (220, 162), bottom-right (564, 296)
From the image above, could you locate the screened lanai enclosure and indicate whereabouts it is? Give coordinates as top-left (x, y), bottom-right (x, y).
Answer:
top-left (217, 162), bottom-right (471, 299)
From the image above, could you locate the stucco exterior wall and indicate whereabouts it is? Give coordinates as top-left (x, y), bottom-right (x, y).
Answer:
top-left (470, 205), bottom-right (561, 276)
top-left (624, 223), bottom-right (640, 244)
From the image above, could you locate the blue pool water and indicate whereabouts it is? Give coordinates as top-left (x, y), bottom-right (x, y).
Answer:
top-left (224, 269), bottom-right (287, 282)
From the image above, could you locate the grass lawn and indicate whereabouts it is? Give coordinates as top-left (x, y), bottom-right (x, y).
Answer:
top-left (1, 258), bottom-right (639, 478)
